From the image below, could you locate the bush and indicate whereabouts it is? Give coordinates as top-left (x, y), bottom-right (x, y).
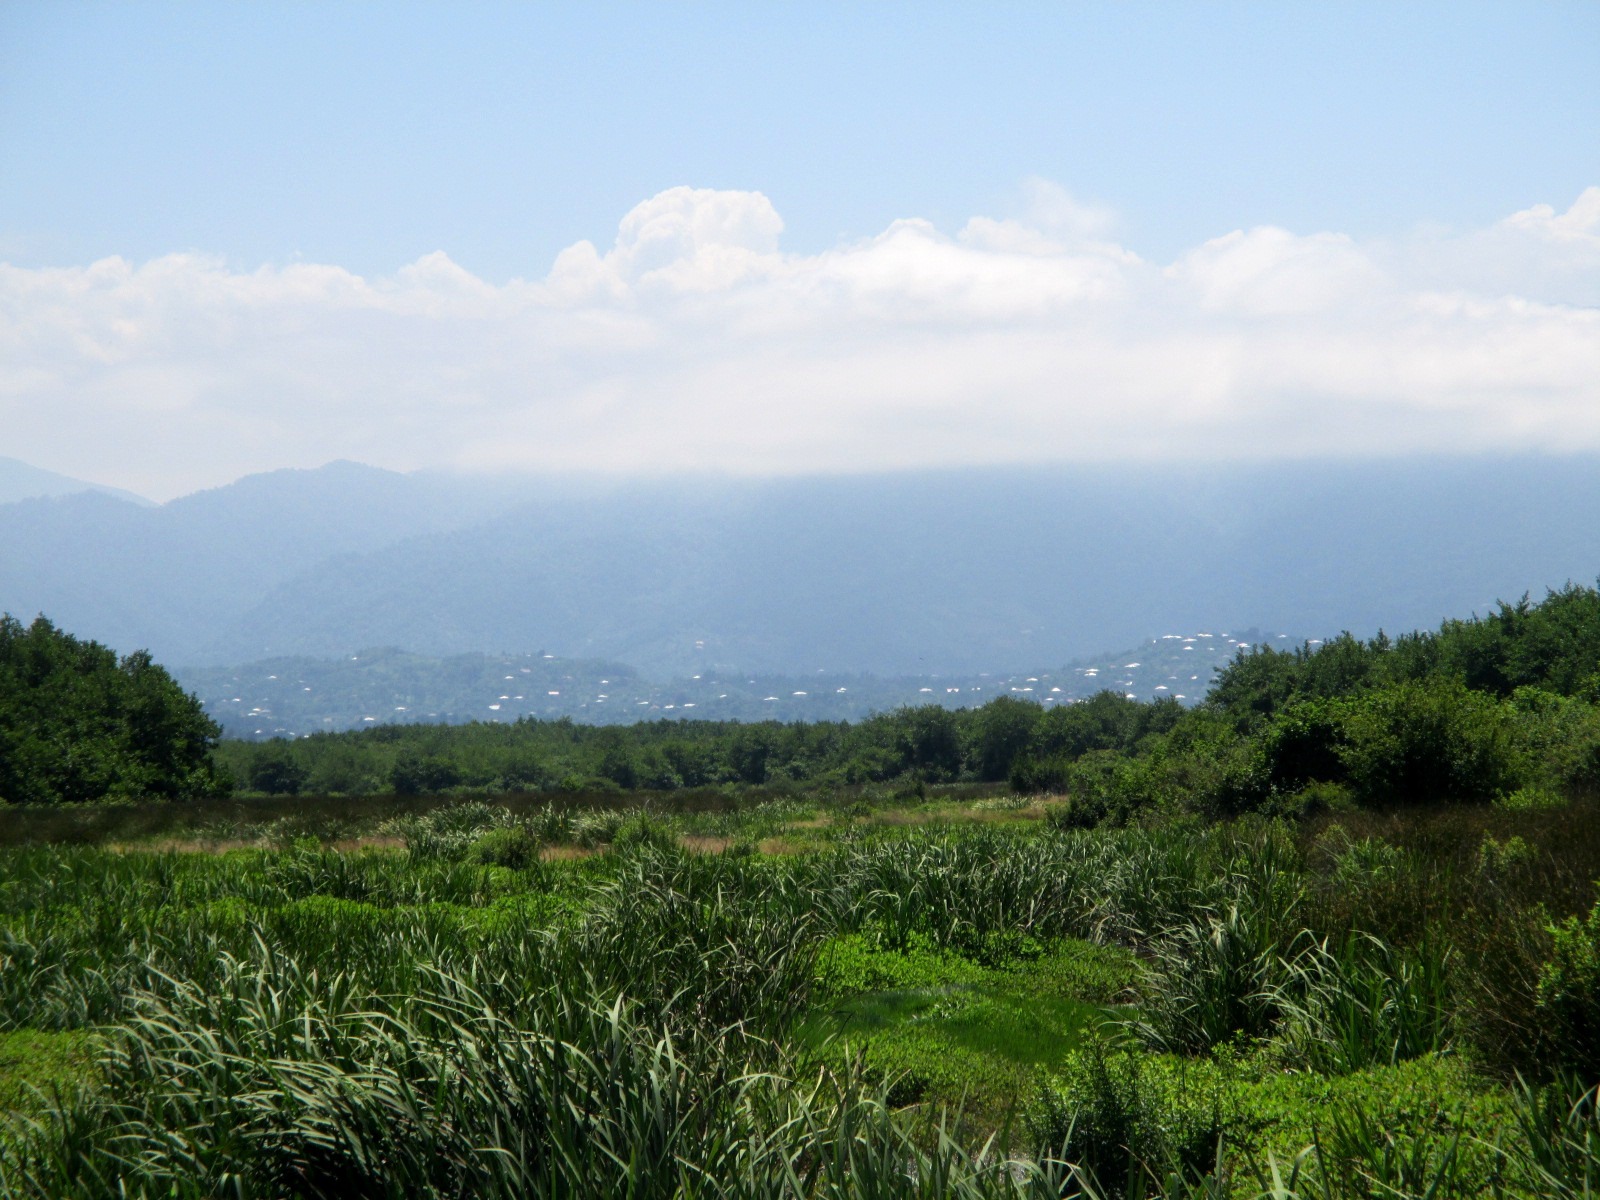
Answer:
top-left (383, 801), bottom-right (511, 860)
top-left (525, 803), bottom-right (575, 844)
top-left (1536, 893), bottom-right (1600, 1078)
top-left (612, 811), bottom-right (679, 854)
top-left (1278, 779), bottom-right (1357, 818)
top-left (1340, 679), bottom-right (1523, 806)
top-left (1010, 753), bottom-right (1071, 796)
top-left (1029, 1042), bottom-right (1229, 1189)
top-left (570, 809), bottom-right (626, 848)
top-left (1039, 749), bottom-right (1153, 827)
top-left (1259, 700), bottom-right (1349, 793)
top-left (468, 824), bottom-right (542, 870)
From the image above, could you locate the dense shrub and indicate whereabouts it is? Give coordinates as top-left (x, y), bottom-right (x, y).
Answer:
top-left (1536, 892), bottom-right (1600, 1078)
top-left (468, 823), bottom-right (542, 869)
top-left (0, 615), bottom-right (226, 805)
top-left (1339, 679), bottom-right (1521, 805)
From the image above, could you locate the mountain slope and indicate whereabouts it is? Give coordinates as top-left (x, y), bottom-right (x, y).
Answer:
top-left (3, 456), bottom-right (1597, 676)
top-left (0, 457), bottom-right (152, 506)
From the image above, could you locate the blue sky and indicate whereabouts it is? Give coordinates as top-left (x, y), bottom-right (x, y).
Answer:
top-left (0, 2), bottom-right (1596, 498)
top-left (4, 2), bottom-right (1594, 275)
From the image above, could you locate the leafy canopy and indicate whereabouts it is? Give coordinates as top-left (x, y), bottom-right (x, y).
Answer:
top-left (0, 614), bottom-right (227, 804)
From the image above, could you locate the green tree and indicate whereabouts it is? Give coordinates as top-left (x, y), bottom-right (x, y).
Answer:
top-left (965, 696), bottom-right (1040, 781)
top-left (0, 615), bottom-right (227, 804)
top-left (247, 743), bottom-right (309, 795)
top-left (389, 751), bottom-right (461, 795)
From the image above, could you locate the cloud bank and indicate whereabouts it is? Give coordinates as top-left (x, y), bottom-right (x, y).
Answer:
top-left (2, 182), bottom-right (1596, 499)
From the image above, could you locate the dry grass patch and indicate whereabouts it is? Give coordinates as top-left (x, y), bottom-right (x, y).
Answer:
top-left (679, 835), bottom-right (734, 855)
top-left (758, 836), bottom-right (815, 856)
top-left (109, 837), bottom-right (261, 855)
top-left (540, 844), bottom-right (598, 862)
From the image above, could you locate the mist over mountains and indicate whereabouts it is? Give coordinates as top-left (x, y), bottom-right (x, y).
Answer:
top-left (1, 456), bottom-right (1597, 684)
top-left (0, 456), bottom-right (153, 507)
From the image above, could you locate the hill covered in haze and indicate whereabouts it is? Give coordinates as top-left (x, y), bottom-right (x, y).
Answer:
top-left (1, 456), bottom-right (1597, 680)
top-left (0, 456), bottom-right (152, 507)
top-left (177, 628), bottom-right (1281, 738)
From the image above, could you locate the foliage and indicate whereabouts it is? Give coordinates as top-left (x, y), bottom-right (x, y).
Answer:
top-left (1536, 891), bottom-right (1600, 1078)
top-left (0, 614), bottom-right (227, 805)
top-left (1337, 679), bottom-right (1521, 806)
top-left (1209, 583), bottom-right (1600, 722)
top-left (1029, 1042), bottom-right (1229, 1192)
top-left (0, 1030), bottom-right (94, 1121)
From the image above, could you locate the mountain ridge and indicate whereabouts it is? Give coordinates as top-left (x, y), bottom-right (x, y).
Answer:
top-left (0, 456), bottom-right (153, 507)
top-left (3, 455), bottom-right (1597, 678)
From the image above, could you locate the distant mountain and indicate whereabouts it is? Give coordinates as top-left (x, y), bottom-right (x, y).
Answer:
top-left (0, 456), bottom-right (152, 506)
top-left (178, 628), bottom-right (1288, 738)
top-left (3, 456), bottom-right (1598, 679)
top-left (0, 461), bottom-right (526, 662)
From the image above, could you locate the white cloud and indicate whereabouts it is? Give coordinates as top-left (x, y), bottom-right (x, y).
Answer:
top-left (0, 185), bottom-right (1596, 499)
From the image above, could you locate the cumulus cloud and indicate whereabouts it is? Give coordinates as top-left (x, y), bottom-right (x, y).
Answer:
top-left (1, 184), bottom-right (1596, 499)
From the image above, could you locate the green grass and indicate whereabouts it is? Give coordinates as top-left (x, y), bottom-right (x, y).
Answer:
top-left (0, 1031), bottom-right (95, 1118)
top-left (801, 935), bottom-right (1140, 1123)
top-left (0, 801), bottom-right (1596, 1196)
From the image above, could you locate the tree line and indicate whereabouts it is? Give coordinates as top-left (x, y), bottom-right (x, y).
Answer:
top-left (6, 582), bottom-right (1600, 812)
top-left (217, 582), bottom-right (1600, 813)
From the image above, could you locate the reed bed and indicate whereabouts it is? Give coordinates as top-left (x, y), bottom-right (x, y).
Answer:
top-left (1, 804), bottom-right (1597, 1197)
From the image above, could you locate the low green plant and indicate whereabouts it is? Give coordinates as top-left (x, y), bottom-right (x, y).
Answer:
top-left (814, 931), bottom-right (989, 998)
top-left (1535, 891), bottom-right (1600, 1077)
top-left (1500, 1073), bottom-right (1600, 1198)
top-left (467, 823), bottom-right (542, 869)
top-left (1028, 1041), bottom-right (1229, 1195)
top-left (1496, 785), bottom-right (1568, 812)
top-left (0, 1030), bottom-right (94, 1120)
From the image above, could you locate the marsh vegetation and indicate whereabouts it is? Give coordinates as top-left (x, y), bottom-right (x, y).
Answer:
top-left (4, 586), bottom-right (1600, 1195)
top-left (2, 789), bottom-right (1599, 1197)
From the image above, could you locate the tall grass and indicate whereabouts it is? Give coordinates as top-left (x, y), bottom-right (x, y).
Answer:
top-left (1, 949), bottom-right (1081, 1198)
top-left (2, 804), bottom-right (1598, 1195)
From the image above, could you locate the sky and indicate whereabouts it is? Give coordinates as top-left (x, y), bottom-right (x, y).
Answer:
top-left (0, 1), bottom-right (1596, 501)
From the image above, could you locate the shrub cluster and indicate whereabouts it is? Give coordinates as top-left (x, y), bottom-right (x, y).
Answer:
top-left (0, 615), bottom-right (227, 804)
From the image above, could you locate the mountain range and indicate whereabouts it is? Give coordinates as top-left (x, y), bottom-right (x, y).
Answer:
top-left (1, 456), bottom-right (1597, 683)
